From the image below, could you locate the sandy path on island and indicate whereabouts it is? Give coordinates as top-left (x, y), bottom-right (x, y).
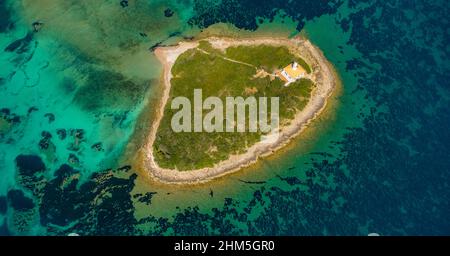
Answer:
top-left (143, 36), bottom-right (338, 184)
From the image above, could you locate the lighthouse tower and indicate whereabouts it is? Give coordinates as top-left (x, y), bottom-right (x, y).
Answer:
top-left (278, 61), bottom-right (307, 86)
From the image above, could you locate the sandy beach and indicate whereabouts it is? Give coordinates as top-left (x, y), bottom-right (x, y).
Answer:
top-left (143, 36), bottom-right (338, 184)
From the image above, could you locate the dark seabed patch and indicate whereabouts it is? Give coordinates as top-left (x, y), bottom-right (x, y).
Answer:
top-left (7, 190), bottom-right (35, 211)
top-left (4, 33), bottom-right (33, 53)
top-left (0, 196), bottom-right (7, 214)
top-left (134, 192), bottom-right (157, 205)
top-left (15, 154), bottom-right (46, 177)
top-left (0, 1), bottom-right (13, 33)
top-left (73, 69), bottom-right (149, 112)
top-left (164, 8), bottom-right (174, 18)
top-left (15, 155), bottom-right (47, 197)
top-left (188, 0), bottom-right (343, 30)
top-left (38, 165), bottom-right (137, 235)
top-left (0, 221), bottom-right (9, 236)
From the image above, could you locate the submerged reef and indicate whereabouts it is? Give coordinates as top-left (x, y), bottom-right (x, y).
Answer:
top-left (0, 1), bottom-right (13, 32)
top-left (73, 69), bottom-right (149, 112)
top-left (14, 155), bottom-right (138, 235)
top-left (188, 0), bottom-right (343, 30)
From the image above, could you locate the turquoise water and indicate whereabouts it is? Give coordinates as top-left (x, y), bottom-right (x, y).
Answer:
top-left (1, 0), bottom-right (449, 235)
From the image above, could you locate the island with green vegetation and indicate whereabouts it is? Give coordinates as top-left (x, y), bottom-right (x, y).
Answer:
top-left (143, 37), bottom-right (337, 183)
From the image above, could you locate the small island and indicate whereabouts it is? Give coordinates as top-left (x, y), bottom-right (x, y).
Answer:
top-left (142, 36), bottom-right (338, 184)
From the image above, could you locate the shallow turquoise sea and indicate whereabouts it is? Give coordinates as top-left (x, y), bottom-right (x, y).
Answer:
top-left (0, 0), bottom-right (449, 235)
